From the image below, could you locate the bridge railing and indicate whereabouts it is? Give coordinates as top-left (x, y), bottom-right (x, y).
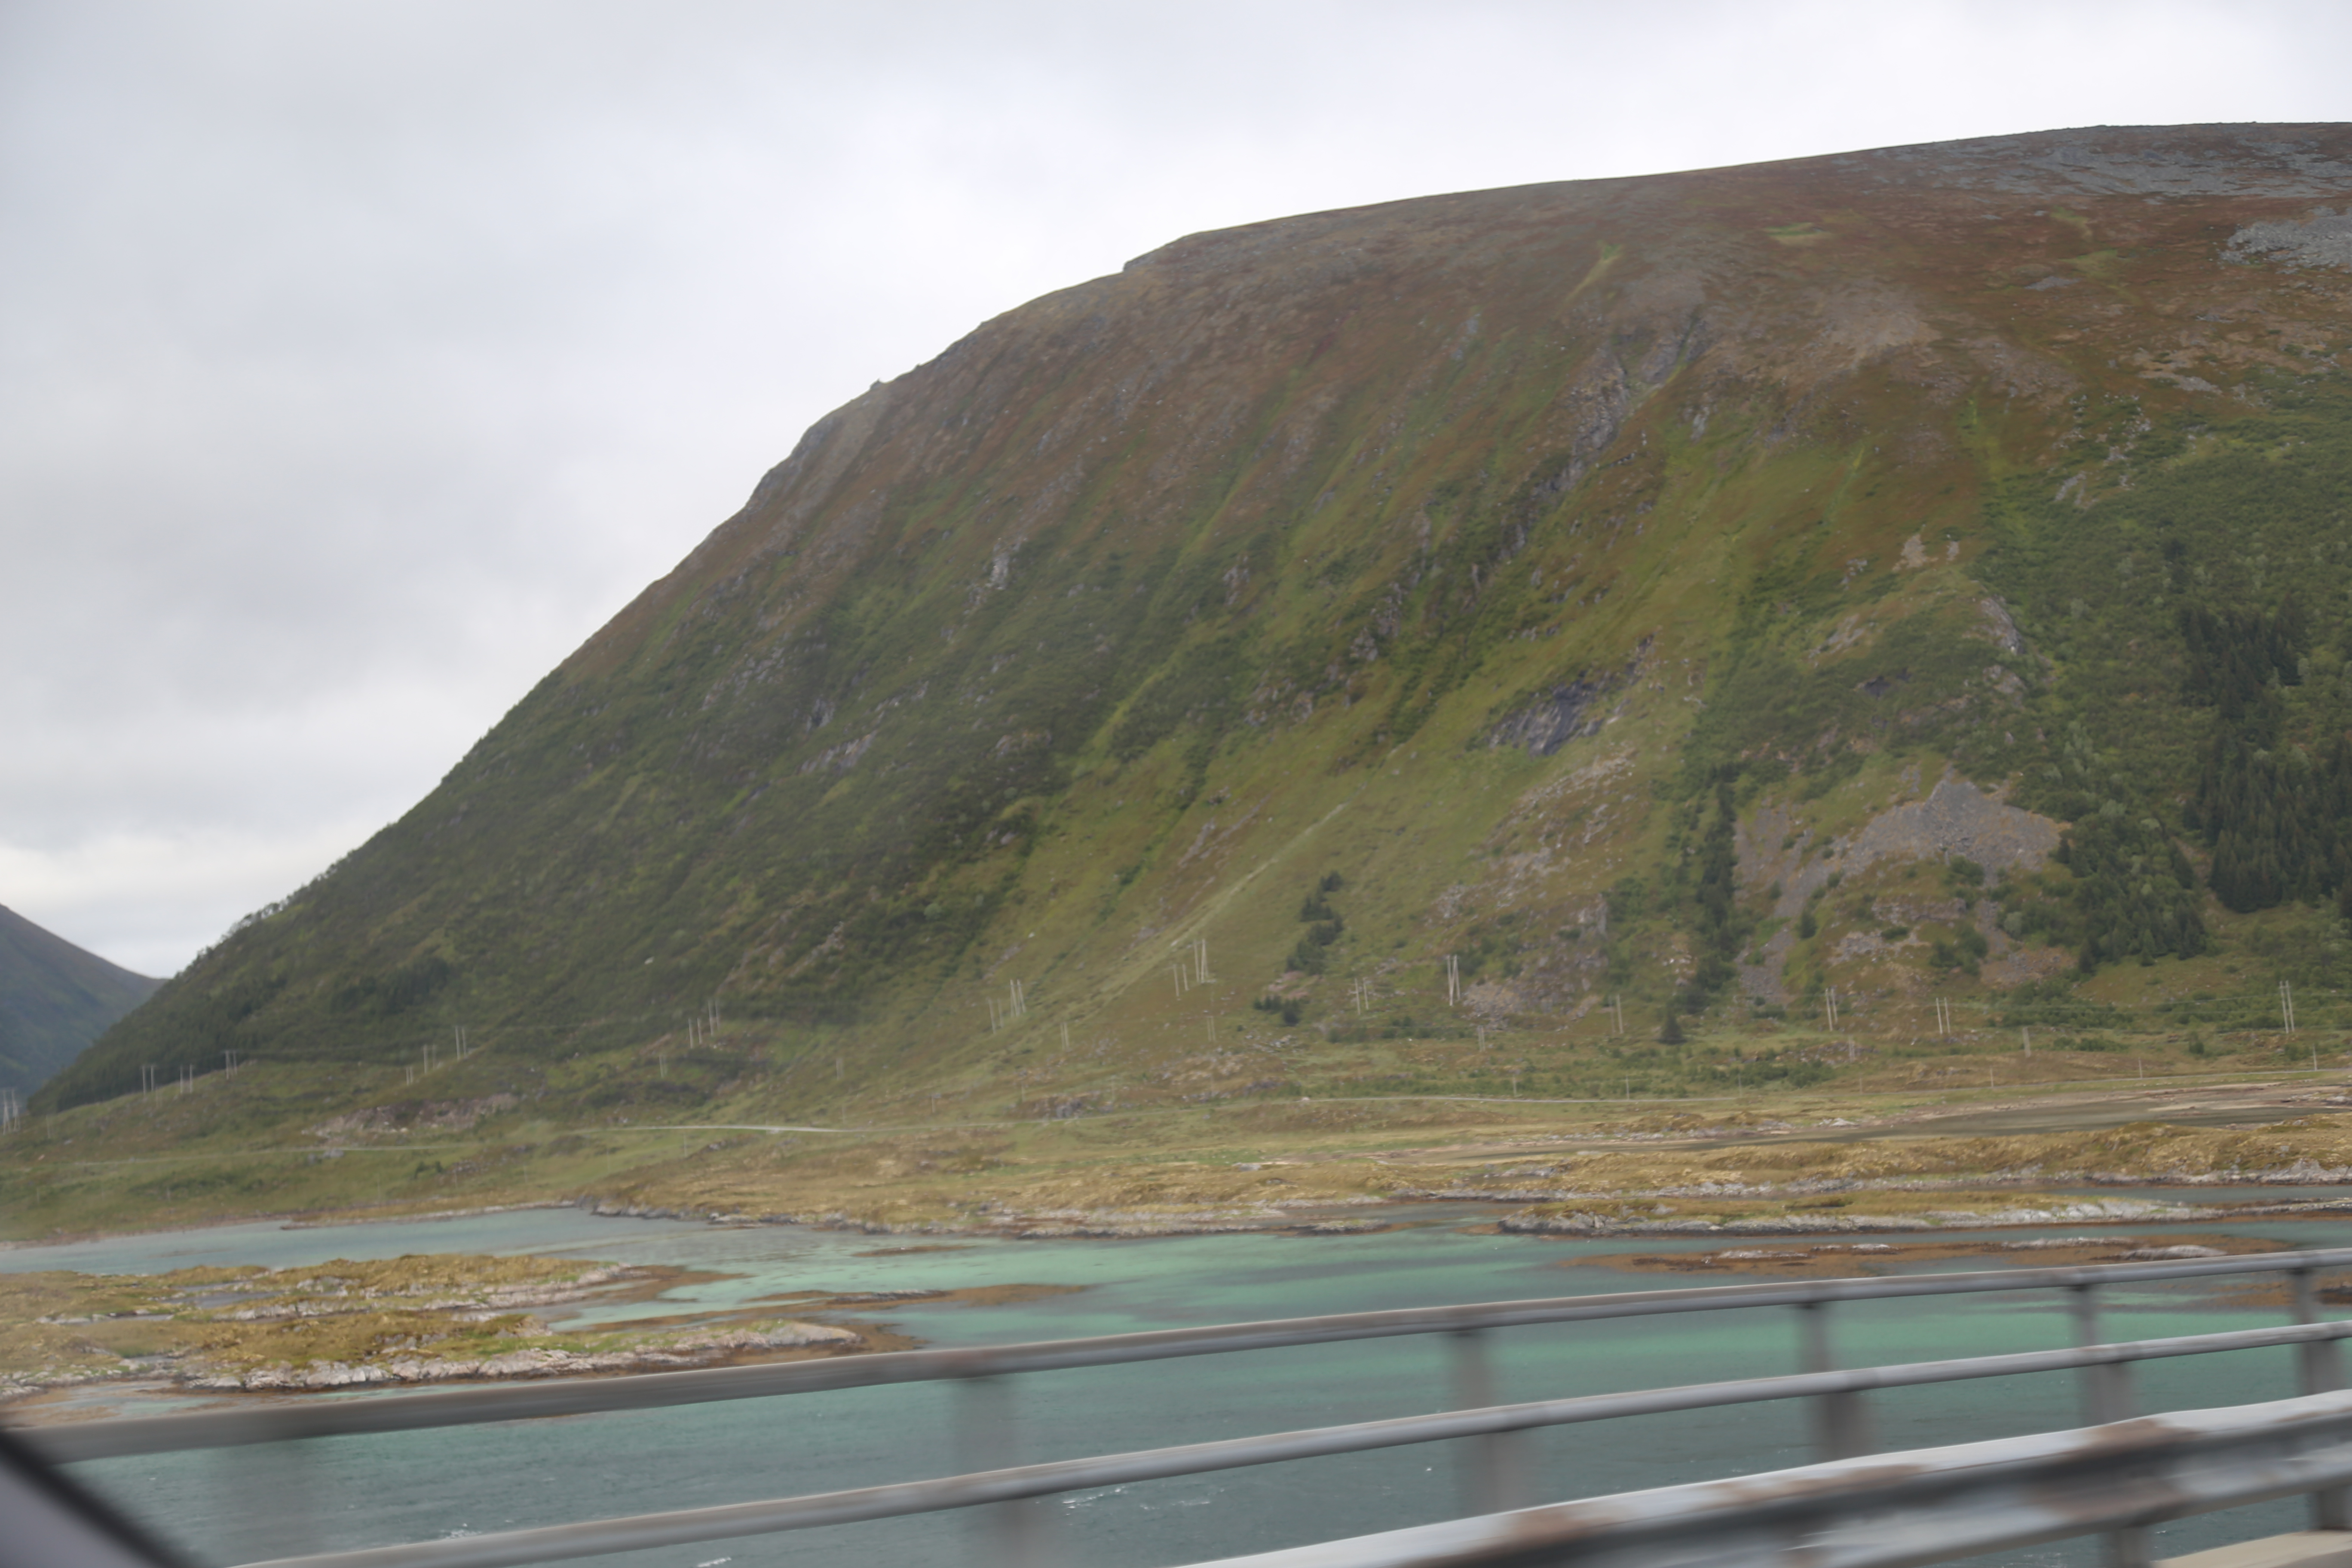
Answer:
top-left (1167, 1387), bottom-right (2352, 1568)
top-left (16, 1243), bottom-right (2352, 1568)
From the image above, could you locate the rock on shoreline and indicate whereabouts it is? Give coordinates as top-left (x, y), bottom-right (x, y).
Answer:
top-left (181, 1322), bottom-right (862, 1391)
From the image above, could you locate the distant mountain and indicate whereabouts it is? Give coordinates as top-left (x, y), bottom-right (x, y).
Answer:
top-left (39, 123), bottom-right (2352, 1117)
top-left (0, 905), bottom-right (160, 1097)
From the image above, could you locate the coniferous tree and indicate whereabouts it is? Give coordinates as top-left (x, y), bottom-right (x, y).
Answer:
top-left (2180, 598), bottom-right (2345, 915)
top-left (2055, 805), bottom-right (2207, 969)
top-left (1681, 778), bottom-right (1744, 1008)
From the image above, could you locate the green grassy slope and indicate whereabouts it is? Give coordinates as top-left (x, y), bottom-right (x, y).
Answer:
top-left (37, 125), bottom-right (2352, 1141)
top-left (0, 905), bottom-right (160, 1097)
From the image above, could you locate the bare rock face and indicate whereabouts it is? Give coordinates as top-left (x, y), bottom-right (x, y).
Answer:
top-left (1489, 674), bottom-right (1614, 756)
top-left (2228, 209), bottom-right (2352, 269)
top-left (1731, 779), bottom-right (2066, 1004)
top-left (1845, 781), bottom-right (2062, 879)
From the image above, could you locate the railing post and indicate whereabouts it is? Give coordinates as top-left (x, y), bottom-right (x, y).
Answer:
top-left (1450, 1328), bottom-right (1532, 1516)
top-left (2071, 1284), bottom-right (2149, 1568)
top-left (2292, 1268), bottom-right (2349, 1530)
top-left (2070, 1284), bottom-right (2133, 1425)
top-left (957, 1374), bottom-right (1054, 1568)
top-left (1795, 1300), bottom-right (1871, 1460)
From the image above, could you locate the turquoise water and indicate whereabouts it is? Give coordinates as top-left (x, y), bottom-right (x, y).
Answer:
top-left (10, 1206), bottom-right (2351, 1567)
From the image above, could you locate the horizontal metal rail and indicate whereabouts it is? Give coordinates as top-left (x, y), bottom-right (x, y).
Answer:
top-left (222, 1319), bottom-right (2352, 1568)
top-left (1173, 1389), bottom-right (2352, 1568)
top-left (30, 1243), bottom-right (2352, 1463)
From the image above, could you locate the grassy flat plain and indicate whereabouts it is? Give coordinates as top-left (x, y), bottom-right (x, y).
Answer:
top-left (10, 1017), bottom-right (2352, 1246)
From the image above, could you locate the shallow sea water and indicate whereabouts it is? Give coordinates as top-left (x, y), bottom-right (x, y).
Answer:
top-left (8, 1204), bottom-right (2350, 1568)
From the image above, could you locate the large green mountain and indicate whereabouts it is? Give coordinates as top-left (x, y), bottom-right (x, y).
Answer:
top-left (0, 905), bottom-right (159, 1098)
top-left (41, 123), bottom-right (2352, 1121)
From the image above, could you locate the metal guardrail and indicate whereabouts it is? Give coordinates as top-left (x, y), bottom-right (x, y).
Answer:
top-left (1168, 1388), bottom-right (2352, 1568)
top-left (222, 1320), bottom-right (2352, 1568)
top-left (16, 1245), bottom-right (2352, 1568)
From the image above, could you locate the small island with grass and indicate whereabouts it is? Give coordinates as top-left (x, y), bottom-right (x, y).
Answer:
top-left (0, 1251), bottom-right (887, 1403)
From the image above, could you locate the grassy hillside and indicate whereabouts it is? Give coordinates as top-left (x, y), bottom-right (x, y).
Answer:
top-left (0, 905), bottom-right (159, 1099)
top-left (20, 125), bottom-right (2352, 1235)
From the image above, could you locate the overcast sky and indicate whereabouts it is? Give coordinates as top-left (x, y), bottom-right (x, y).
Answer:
top-left (3, 0), bottom-right (2347, 978)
